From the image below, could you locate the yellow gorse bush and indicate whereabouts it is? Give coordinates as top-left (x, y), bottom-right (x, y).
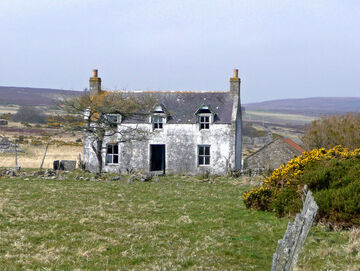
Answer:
top-left (242, 146), bottom-right (360, 202)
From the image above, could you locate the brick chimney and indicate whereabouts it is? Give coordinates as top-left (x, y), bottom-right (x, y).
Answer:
top-left (89, 69), bottom-right (101, 95)
top-left (230, 69), bottom-right (240, 98)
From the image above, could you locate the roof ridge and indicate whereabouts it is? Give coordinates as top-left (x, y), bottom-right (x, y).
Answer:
top-left (281, 138), bottom-right (305, 153)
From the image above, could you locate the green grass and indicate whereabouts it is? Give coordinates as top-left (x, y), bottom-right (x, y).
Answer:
top-left (0, 174), bottom-right (358, 270)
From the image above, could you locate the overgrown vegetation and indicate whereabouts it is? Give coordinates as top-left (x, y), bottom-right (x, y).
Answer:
top-left (243, 146), bottom-right (360, 228)
top-left (302, 113), bottom-right (360, 150)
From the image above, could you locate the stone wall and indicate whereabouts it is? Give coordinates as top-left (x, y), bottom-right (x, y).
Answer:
top-left (244, 139), bottom-right (301, 171)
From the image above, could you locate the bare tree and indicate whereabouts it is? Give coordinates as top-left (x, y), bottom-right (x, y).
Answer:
top-left (61, 91), bottom-right (156, 173)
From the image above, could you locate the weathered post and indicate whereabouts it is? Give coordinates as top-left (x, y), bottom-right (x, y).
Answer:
top-left (271, 188), bottom-right (318, 271)
top-left (14, 140), bottom-right (20, 172)
top-left (14, 141), bottom-right (18, 167)
top-left (40, 142), bottom-right (49, 169)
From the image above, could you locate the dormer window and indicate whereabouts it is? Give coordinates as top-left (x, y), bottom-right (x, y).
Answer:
top-left (199, 115), bottom-right (210, 129)
top-left (106, 114), bottom-right (121, 127)
top-left (152, 115), bottom-right (164, 129)
top-left (195, 105), bottom-right (214, 130)
top-left (151, 104), bottom-right (167, 130)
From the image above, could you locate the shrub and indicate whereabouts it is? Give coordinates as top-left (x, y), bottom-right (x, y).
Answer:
top-left (243, 146), bottom-right (360, 228)
top-left (243, 186), bottom-right (273, 211)
top-left (302, 113), bottom-right (360, 150)
top-left (12, 106), bottom-right (47, 124)
top-left (315, 183), bottom-right (360, 228)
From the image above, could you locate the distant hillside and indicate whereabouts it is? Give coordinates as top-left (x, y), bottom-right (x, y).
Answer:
top-left (245, 97), bottom-right (360, 116)
top-left (0, 86), bottom-right (79, 106)
top-left (1, 86), bottom-right (359, 116)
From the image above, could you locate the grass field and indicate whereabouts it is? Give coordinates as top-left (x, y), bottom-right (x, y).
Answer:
top-left (244, 110), bottom-right (317, 125)
top-left (0, 174), bottom-right (359, 270)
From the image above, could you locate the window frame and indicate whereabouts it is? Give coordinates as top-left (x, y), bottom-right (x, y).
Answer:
top-left (106, 143), bottom-right (119, 165)
top-left (105, 114), bottom-right (121, 127)
top-left (152, 114), bottom-right (164, 130)
top-left (198, 145), bottom-right (211, 166)
top-left (198, 114), bottom-right (211, 130)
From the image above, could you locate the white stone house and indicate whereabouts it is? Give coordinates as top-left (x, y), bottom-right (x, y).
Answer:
top-left (84, 69), bottom-right (243, 175)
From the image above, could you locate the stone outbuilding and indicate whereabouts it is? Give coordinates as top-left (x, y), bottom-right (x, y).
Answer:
top-left (84, 69), bottom-right (243, 175)
top-left (243, 138), bottom-right (305, 172)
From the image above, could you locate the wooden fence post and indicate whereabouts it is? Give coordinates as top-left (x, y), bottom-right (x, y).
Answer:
top-left (40, 142), bottom-right (49, 169)
top-left (271, 188), bottom-right (318, 271)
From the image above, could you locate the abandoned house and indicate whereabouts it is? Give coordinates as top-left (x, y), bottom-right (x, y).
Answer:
top-left (84, 69), bottom-right (243, 175)
top-left (243, 137), bottom-right (305, 172)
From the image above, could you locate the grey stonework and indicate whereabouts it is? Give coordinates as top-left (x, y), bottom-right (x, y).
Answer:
top-left (84, 70), bottom-right (243, 175)
top-left (244, 138), bottom-right (304, 171)
top-left (53, 160), bottom-right (76, 171)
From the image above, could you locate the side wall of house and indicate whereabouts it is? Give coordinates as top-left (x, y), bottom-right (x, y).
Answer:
top-left (84, 123), bottom-right (234, 175)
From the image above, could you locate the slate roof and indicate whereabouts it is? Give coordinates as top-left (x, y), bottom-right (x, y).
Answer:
top-left (120, 91), bottom-right (234, 124)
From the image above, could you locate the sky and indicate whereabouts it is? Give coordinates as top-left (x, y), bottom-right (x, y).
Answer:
top-left (0, 0), bottom-right (359, 103)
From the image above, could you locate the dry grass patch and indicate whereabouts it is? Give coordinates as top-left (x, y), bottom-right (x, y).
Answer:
top-left (0, 144), bottom-right (81, 168)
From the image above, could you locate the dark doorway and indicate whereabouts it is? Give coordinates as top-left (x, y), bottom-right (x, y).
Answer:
top-left (150, 144), bottom-right (165, 173)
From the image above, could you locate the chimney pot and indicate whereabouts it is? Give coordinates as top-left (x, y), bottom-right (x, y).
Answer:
top-left (92, 69), bottom-right (98, 78)
top-left (233, 69), bottom-right (238, 78)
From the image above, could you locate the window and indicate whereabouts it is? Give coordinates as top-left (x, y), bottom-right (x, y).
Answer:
top-left (199, 115), bottom-right (210, 130)
top-left (198, 145), bottom-right (210, 165)
top-left (195, 104), bottom-right (213, 130)
top-left (152, 115), bottom-right (164, 129)
top-left (106, 114), bottom-right (120, 127)
top-left (106, 144), bottom-right (119, 164)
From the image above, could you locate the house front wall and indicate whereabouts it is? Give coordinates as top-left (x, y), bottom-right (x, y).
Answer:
top-left (84, 123), bottom-right (235, 175)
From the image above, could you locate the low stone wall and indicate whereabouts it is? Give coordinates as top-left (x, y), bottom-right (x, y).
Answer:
top-left (53, 160), bottom-right (76, 171)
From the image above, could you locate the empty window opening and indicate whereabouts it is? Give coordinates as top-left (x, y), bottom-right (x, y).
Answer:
top-left (106, 144), bottom-right (119, 164)
top-left (199, 116), bottom-right (210, 130)
top-left (198, 145), bottom-right (210, 165)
